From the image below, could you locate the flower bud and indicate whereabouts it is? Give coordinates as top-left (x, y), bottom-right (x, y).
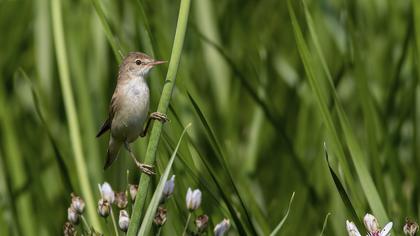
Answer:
top-left (129, 184), bottom-right (138, 202)
top-left (404, 219), bottom-right (419, 236)
top-left (162, 175), bottom-right (175, 198)
top-left (99, 182), bottom-right (115, 203)
top-left (119, 210), bottom-right (130, 232)
top-left (115, 192), bottom-right (128, 209)
top-left (186, 188), bottom-right (201, 211)
top-left (67, 207), bottom-right (79, 225)
top-left (195, 214), bottom-right (209, 233)
top-left (97, 198), bottom-right (110, 217)
top-left (214, 219), bottom-right (230, 236)
top-left (154, 206), bottom-right (167, 227)
top-left (70, 193), bottom-right (85, 214)
top-left (345, 220), bottom-right (361, 236)
top-left (363, 213), bottom-right (380, 233)
top-left (63, 221), bottom-right (76, 236)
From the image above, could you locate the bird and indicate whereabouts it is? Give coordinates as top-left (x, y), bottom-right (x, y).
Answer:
top-left (96, 52), bottom-right (168, 175)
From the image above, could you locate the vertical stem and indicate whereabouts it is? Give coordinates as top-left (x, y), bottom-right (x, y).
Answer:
top-left (81, 215), bottom-right (92, 234)
top-left (182, 213), bottom-right (192, 236)
top-left (110, 208), bottom-right (120, 236)
top-left (50, 0), bottom-right (101, 231)
top-left (156, 227), bottom-right (162, 236)
top-left (126, 0), bottom-right (191, 234)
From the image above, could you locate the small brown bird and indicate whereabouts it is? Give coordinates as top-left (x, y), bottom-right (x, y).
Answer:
top-left (96, 52), bottom-right (167, 175)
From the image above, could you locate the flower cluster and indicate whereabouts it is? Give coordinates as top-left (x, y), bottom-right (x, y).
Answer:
top-left (153, 175), bottom-right (176, 228)
top-left (346, 213), bottom-right (419, 236)
top-left (97, 182), bottom-right (134, 232)
top-left (346, 213), bottom-right (392, 236)
top-left (64, 193), bottom-right (86, 235)
top-left (63, 177), bottom-right (232, 235)
top-left (183, 187), bottom-right (230, 236)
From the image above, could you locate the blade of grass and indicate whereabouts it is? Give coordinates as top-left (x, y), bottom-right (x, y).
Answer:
top-left (192, 28), bottom-right (320, 204)
top-left (0, 83), bottom-right (35, 236)
top-left (319, 213), bottom-right (331, 236)
top-left (22, 70), bottom-right (73, 191)
top-left (324, 144), bottom-right (362, 229)
top-left (50, 0), bottom-right (102, 230)
top-left (167, 104), bottom-right (251, 235)
top-left (90, 0), bottom-right (124, 62)
top-left (138, 124), bottom-right (191, 236)
top-left (269, 192), bottom-right (295, 236)
top-left (126, 0), bottom-right (191, 234)
top-left (289, 0), bottom-right (389, 223)
top-left (188, 92), bottom-right (258, 235)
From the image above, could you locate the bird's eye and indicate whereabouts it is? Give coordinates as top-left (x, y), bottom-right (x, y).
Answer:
top-left (135, 59), bottom-right (142, 65)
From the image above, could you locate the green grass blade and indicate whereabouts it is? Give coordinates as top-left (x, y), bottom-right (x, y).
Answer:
top-left (269, 192), bottom-right (295, 236)
top-left (319, 213), bottom-right (331, 236)
top-left (324, 145), bottom-right (361, 229)
top-left (289, 0), bottom-right (389, 223)
top-left (188, 92), bottom-right (258, 235)
top-left (50, 0), bottom-right (102, 231)
top-left (0, 85), bottom-right (35, 236)
top-left (138, 124), bottom-right (191, 236)
top-left (127, 0), bottom-right (191, 234)
top-left (90, 0), bottom-right (124, 62)
top-left (23, 71), bottom-right (73, 191)
top-left (287, 0), bottom-right (353, 186)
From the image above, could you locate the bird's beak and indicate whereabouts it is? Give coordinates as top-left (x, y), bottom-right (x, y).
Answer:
top-left (148, 60), bottom-right (167, 66)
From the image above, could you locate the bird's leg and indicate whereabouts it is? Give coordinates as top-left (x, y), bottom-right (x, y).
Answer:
top-left (140, 112), bottom-right (169, 137)
top-left (124, 141), bottom-right (155, 175)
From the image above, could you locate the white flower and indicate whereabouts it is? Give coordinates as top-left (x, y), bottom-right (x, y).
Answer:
top-left (70, 193), bottom-right (85, 214)
top-left (379, 222), bottom-right (393, 236)
top-left (129, 184), bottom-right (138, 202)
top-left (363, 213), bottom-right (392, 236)
top-left (214, 219), bottom-right (230, 236)
top-left (346, 214), bottom-right (392, 236)
top-left (99, 182), bottom-right (115, 203)
top-left (118, 210), bottom-right (130, 232)
top-left (163, 175), bottom-right (175, 198)
top-left (346, 220), bottom-right (361, 236)
top-left (364, 213), bottom-right (380, 233)
top-left (67, 207), bottom-right (79, 225)
top-left (97, 198), bottom-right (110, 217)
top-left (186, 188), bottom-right (202, 211)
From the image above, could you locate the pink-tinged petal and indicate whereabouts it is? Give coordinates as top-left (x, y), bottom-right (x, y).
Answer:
top-left (364, 213), bottom-right (380, 233)
top-left (379, 222), bottom-right (393, 236)
top-left (346, 220), bottom-right (362, 236)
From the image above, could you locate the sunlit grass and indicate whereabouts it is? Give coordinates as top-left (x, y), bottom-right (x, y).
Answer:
top-left (0, 0), bottom-right (418, 235)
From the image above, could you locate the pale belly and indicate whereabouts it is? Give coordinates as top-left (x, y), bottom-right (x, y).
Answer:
top-left (111, 79), bottom-right (150, 143)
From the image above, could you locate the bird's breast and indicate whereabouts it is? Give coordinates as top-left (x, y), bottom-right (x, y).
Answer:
top-left (111, 77), bottom-right (150, 141)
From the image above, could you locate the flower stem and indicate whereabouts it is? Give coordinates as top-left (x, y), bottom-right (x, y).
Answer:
top-left (182, 213), bottom-right (192, 236)
top-left (110, 208), bottom-right (120, 236)
top-left (80, 215), bottom-right (92, 234)
top-left (51, 0), bottom-right (101, 231)
top-left (126, 0), bottom-right (191, 235)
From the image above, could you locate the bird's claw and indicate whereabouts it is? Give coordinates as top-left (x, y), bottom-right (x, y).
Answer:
top-left (150, 112), bottom-right (169, 123)
top-left (137, 163), bottom-right (155, 176)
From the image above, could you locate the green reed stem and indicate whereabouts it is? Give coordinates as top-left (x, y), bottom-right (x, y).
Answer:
top-left (81, 215), bottom-right (92, 235)
top-left (51, 0), bottom-right (102, 231)
top-left (182, 213), bottom-right (192, 236)
top-left (110, 208), bottom-right (120, 236)
top-left (126, 0), bottom-right (191, 234)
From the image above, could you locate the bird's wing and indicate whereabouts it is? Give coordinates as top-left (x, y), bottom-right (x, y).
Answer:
top-left (96, 89), bottom-right (119, 137)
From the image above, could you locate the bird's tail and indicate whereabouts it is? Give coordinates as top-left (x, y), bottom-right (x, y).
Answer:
top-left (104, 136), bottom-right (122, 170)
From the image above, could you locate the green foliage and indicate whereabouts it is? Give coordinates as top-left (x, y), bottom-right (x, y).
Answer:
top-left (0, 0), bottom-right (417, 235)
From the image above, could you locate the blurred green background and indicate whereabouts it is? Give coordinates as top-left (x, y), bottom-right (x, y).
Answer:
top-left (0, 0), bottom-right (418, 235)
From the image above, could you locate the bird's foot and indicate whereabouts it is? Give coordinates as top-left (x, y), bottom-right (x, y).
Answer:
top-left (150, 112), bottom-right (169, 123)
top-left (136, 162), bottom-right (155, 176)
